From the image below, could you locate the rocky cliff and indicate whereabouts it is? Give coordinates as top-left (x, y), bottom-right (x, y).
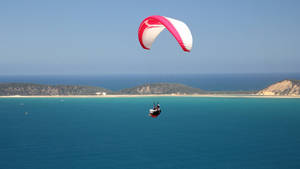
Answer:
top-left (257, 80), bottom-right (300, 96)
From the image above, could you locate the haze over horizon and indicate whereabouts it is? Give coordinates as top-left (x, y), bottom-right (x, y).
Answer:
top-left (1, 0), bottom-right (300, 75)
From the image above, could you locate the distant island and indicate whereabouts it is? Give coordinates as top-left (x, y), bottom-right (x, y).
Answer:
top-left (0, 80), bottom-right (300, 97)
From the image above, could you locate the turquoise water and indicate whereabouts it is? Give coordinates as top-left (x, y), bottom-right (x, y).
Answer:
top-left (1, 97), bottom-right (300, 169)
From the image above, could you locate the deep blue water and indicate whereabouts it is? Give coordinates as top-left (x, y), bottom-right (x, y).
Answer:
top-left (1, 73), bottom-right (300, 91)
top-left (0, 97), bottom-right (300, 169)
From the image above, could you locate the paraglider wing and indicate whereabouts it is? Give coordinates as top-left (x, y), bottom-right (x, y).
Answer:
top-left (138, 15), bottom-right (193, 52)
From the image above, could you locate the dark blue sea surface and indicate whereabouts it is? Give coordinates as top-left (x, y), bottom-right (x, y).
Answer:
top-left (0, 97), bottom-right (300, 169)
top-left (1, 73), bottom-right (300, 91)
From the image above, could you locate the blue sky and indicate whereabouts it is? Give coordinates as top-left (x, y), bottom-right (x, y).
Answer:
top-left (0, 0), bottom-right (299, 75)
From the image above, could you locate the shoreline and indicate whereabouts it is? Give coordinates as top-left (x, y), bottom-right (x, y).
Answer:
top-left (1, 94), bottom-right (300, 98)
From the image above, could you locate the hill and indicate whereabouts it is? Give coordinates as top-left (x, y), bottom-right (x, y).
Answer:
top-left (3, 80), bottom-right (299, 96)
top-left (0, 83), bottom-right (112, 96)
top-left (257, 80), bottom-right (300, 96)
top-left (120, 83), bottom-right (206, 95)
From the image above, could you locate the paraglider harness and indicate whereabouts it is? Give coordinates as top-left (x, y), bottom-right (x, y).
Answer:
top-left (149, 102), bottom-right (161, 118)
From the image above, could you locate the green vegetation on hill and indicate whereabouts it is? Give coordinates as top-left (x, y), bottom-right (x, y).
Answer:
top-left (0, 83), bottom-right (112, 96)
top-left (290, 79), bottom-right (300, 85)
top-left (120, 83), bottom-right (207, 95)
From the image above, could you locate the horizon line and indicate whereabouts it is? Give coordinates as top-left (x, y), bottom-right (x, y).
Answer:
top-left (1, 72), bottom-right (300, 76)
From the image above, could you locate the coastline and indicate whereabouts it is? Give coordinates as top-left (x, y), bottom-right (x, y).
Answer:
top-left (1, 94), bottom-right (300, 98)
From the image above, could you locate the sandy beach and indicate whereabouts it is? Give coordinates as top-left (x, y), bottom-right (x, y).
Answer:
top-left (1, 94), bottom-right (300, 98)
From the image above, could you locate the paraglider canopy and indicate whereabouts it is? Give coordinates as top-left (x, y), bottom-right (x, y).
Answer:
top-left (138, 15), bottom-right (193, 52)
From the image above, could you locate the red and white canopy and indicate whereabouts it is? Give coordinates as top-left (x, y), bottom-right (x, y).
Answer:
top-left (138, 15), bottom-right (193, 52)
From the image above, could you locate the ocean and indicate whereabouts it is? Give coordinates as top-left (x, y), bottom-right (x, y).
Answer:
top-left (0, 97), bottom-right (300, 169)
top-left (1, 73), bottom-right (300, 91)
